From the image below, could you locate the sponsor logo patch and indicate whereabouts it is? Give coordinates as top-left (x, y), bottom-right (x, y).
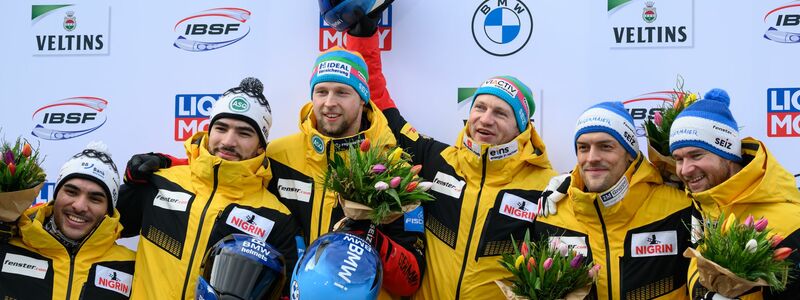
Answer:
top-left (404, 206), bottom-right (424, 233)
top-left (94, 265), bottom-right (132, 297)
top-left (277, 179), bottom-right (312, 203)
top-left (31, 96), bottom-right (109, 141)
top-left (498, 192), bottom-right (537, 222)
top-left (767, 88), bottom-right (800, 137)
top-left (173, 8), bottom-right (251, 52)
top-left (430, 172), bottom-right (465, 199)
top-left (2, 253), bottom-right (48, 279)
top-left (488, 141), bottom-right (519, 161)
top-left (153, 189), bottom-right (191, 212)
top-left (174, 94), bottom-right (219, 141)
top-left (631, 230), bottom-right (678, 257)
top-left (400, 123), bottom-right (420, 142)
top-left (472, 0), bottom-right (534, 56)
top-left (549, 236), bottom-right (588, 256)
top-left (226, 207), bottom-right (275, 240)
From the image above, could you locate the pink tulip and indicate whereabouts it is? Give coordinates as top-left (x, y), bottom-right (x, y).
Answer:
top-left (654, 111), bottom-right (663, 126)
top-left (743, 215), bottom-right (754, 228)
top-left (754, 218), bottom-right (768, 232)
top-left (389, 177), bottom-right (402, 188)
top-left (543, 258), bottom-right (553, 271)
top-left (372, 164), bottom-right (387, 174)
top-left (558, 243), bottom-right (569, 256)
top-left (588, 264), bottom-right (601, 279)
top-left (410, 165), bottom-right (422, 175)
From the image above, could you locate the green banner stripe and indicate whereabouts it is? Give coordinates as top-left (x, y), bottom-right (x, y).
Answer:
top-left (457, 88), bottom-right (477, 103)
top-left (32, 4), bottom-right (72, 21)
top-left (608, 0), bottom-right (631, 11)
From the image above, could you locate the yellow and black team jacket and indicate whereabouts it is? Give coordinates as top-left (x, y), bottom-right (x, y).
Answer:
top-left (347, 32), bottom-right (556, 300)
top-left (265, 101), bottom-right (427, 298)
top-left (687, 138), bottom-right (800, 300)
top-left (0, 204), bottom-right (136, 300)
top-left (534, 154), bottom-right (693, 300)
top-left (117, 132), bottom-right (301, 300)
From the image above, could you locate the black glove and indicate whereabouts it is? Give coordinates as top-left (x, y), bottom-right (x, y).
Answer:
top-left (124, 153), bottom-right (174, 184)
top-left (0, 220), bottom-right (18, 243)
top-left (347, 0), bottom-right (394, 37)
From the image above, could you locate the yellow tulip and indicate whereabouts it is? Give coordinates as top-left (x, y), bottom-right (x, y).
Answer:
top-left (684, 93), bottom-right (699, 108)
top-left (515, 255), bottom-right (525, 269)
top-left (388, 148), bottom-right (404, 164)
top-left (721, 213), bottom-right (736, 234)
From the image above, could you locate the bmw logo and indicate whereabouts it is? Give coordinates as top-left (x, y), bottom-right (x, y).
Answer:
top-left (472, 0), bottom-right (534, 56)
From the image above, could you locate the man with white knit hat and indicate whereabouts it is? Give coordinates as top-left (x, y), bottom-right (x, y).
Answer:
top-left (116, 78), bottom-right (301, 299)
top-left (670, 89), bottom-right (800, 300)
top-left (533, 101), bottom-right (693, 299)
top-left (0, 142), bottom-right (136, 299)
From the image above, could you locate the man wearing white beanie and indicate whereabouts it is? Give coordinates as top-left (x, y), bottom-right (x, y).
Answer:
top-left (670, 88), bottom-right (800, 300)
top-left (0, 142), bottom-right (136, 299)
top-left (534, 101), bottom-right (693, 299)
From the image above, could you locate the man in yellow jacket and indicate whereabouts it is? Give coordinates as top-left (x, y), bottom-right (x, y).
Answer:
top-left (534, 102), bottom-right (693, 299)
top-left (117, 78), bottom-right (301, 299)
top-left (266, 48), bottom-right (426, 298)
top-left (669, 88), bottom-right (800, 300)
top-left (0, 142), bottom-right (136, 299)
top-left (345, 28), bottom-right (558, 299)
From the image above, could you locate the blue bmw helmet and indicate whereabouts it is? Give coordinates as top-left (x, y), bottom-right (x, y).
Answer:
top-left (196, 234), bottom-right (286, 300)
top-left (318, 0), bottom-right (391, 31)
top-left (290, 232), bottom-right (382, 300)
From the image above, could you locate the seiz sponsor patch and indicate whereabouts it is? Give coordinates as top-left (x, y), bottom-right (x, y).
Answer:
top-left (400, 123), bottom-right (420, 142)
top-left (631, 231), bottom-right (678, 257)
top-left (2, 253), bottom-right (48, 279)
top-left (94, 265), bottom-right (132, 297)
top-left (431, 172), bottom-right (465, 199)
top-left (549, 236), bottom-right (588, 256)
top-left (488, 141), bottom-right (519, 161)
top-left (277, 179), bottom-right (312, 203)
top-left (498, 193), bottom-right (537, 222)
top-left (226, 207), bottom-right (275, 241)
top-left (153, 189), bottom-right (191, 212)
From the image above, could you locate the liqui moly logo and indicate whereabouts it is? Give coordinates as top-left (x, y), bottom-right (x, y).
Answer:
top-left (226, 207), bottom-right (275, 240)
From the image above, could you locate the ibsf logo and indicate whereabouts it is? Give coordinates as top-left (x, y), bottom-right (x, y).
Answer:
top-left (472, 0), bottom-right (534, 56)
top-left (621, 91), bottom-right (678, 137)
top-left (767, 88), bottom-right (800, 137)
top-left (175, 94), bottom-right (219, 141)
top-left (319, 5), bottom-right (392, 51)
top-left (31, 97), bottom-right (108, 140)
top-left (174, 8), bottom-right (251, 52)
top-left (763, 2), bottom-right (800, 43)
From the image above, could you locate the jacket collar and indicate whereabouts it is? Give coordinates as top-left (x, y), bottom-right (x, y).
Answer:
top-left (184, 132), bottom-right (270, 199)
top-left (297, 101), bottom-right (397, 163)
top-left (689, 137), bottom-right (800, 215)
top-left (17, 203), bottom-right (122, 257)
top-left (450, 123), bottom-right (552, 183)
top-left (569, 153), bottom-right (663, 223)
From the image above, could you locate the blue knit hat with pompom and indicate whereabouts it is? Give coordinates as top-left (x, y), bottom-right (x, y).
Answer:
top-left (669, 88), bottom-right (741, 162)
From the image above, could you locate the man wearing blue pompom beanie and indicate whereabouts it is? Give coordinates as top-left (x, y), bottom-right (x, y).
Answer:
top-left (670, 88), bottom-right (800, 300)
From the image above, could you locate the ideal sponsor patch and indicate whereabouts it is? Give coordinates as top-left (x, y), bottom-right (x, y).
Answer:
top-left (2, 253), bottom-right (48, 279)
top-left (631, 230), bottom-right (678, 257)
top-left (498, 192), bottom-right (537, 222)
top-left (430, 172), bottom-right (465, 199)
top-left (153, 189), bottom-right (191, 212)
top-left (94, 265), bottom-right (132, 297)
top-left (317, 61), bottom-right (351, 78)
top-left (277, 179), bottom-right (312, 202)
top-left (226, 207), bottom-right (275, 240)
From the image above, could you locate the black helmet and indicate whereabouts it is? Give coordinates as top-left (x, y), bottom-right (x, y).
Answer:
top-left (196, 234), bottom-right (286, 300)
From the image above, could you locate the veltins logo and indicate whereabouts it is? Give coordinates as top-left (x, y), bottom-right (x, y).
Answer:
top-left (608, 0), bottom-right (692, 48)
top-left (320, 5), bottom-right (392, 51)
top-left (94, 265), bottom-right (132, 297)
top-left (763, 2), bottom-right (800, 43)
top-left (472, 0), bottom-right (534, 56)
top-left (31, 97), bottom-right (108, 140)
top-left (767, 88), bottom-right (800, 137)
top-left (32, 4), bottom-right (109, 55)
top-left (175, 94), bottom-right (220, 141)
top-left (174, 8), bottom-right (251, 52)
top-left (229, 97), bottom-right (250, 112)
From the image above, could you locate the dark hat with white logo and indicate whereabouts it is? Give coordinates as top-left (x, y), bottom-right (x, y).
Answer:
top-left (54, 141), bottom-right (120, 216)
top-left (209, 77), bottom-right (273, 146)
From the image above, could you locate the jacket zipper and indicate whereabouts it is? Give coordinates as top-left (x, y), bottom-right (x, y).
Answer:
top-left (593, 198), bottom-right (614, 299)
top-left (180, 164), bottom-right (220, 299)
top-left (454, 152), bottom-right (488, 300)
top-left (316, 140), bottom-right (333, 240)
top-left (65, 220), bottom-right (97, 300)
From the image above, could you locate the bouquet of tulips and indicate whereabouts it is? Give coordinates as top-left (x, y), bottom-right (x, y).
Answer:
top-left (642, 75), bottom-right (700, 187)
top-left (683, 213), bottom-right (794, 297)
top-left (0, 135), bottom-right (46, 222)
top-left (324, 138), bottom-right (434, 224)
top-left (497, 231), bottom-right (599, 300)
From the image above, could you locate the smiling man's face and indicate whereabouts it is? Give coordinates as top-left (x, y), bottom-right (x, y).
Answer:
top-left (468, 94), bottom-right (520, 145)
